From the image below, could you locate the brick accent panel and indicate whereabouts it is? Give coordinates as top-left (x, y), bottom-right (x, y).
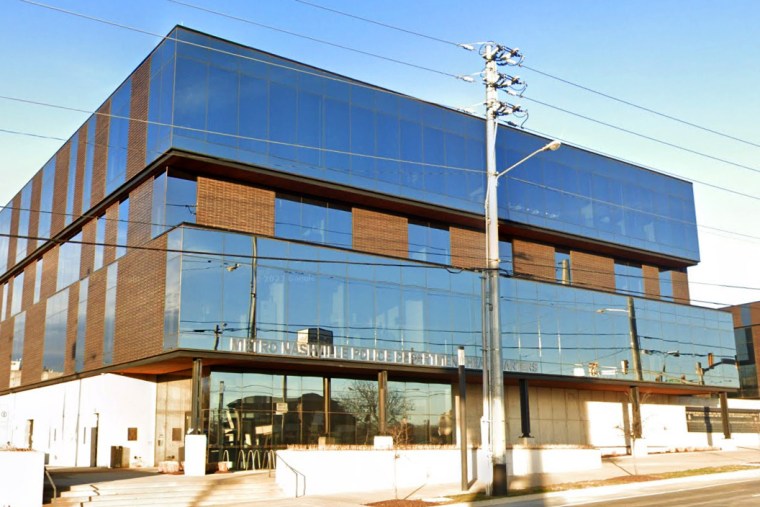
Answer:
top-left (671, 269), bottom-right (690, 304)
top-left (450, 226), bottom-right (485, 269)
top-left (513, 239), bottom-right (555, 282)
top-left (569, 250), bottom-right (615, 292)
top-left (352, 207), bottom-right (409, 258)
top-left (40, 246), bottom-right (59, 302)
top-left (751, 302), bottom-right (760, 327)
top-left (729, 306), bottom-right (742, 328)
top-left (21, 303), bottom-right (45, 385)
top-left (104, 202), bottom-right (118, 266)
top-left (51, 142), bottom-right (71, 238)
top-left (642, 265), bottom-right (660, 299)
top-left (73, 125), bottom-right (87, 222)
top-left (127, 178), bottom-right (153, 248)
top-left (0, 317), bottom-right (11, 390)
top-left (80, 218), bottom-right (96, 279)
top-left (91, 100), bottom-right (111, 207)
top-left (196, 177), bottom-right (275, 236)
top-left (84, 268), bottom-right (106, 370)
top-left (64, 283), bottom-right (80, 376)
top-left (113, 235), bottom-right (167, 364)
top-left (28, 172), bottom-right (42, 249)
top-left (127, 59), bottom-right (150, 180)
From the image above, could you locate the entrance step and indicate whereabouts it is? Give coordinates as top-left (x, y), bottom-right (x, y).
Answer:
top-left (46, 470), bottom-right (286, 507)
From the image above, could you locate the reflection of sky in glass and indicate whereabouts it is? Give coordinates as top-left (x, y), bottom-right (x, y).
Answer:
top-left (140, 28), bottom-right (699, 262)
top-left (167, 226), bottom-right (737, 388)
top-left (43, 289), bottom-right (69, 374)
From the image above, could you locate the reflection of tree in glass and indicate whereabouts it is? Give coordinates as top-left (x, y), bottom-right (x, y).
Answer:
top-left (336, 380), bottom-right (414, 445)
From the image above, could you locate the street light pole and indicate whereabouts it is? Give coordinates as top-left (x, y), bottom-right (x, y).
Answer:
top-left (483, 116), bottom-right (561, 495)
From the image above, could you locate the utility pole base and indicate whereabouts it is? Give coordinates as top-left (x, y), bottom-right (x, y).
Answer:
top-left (492, 463), bottom-right (508, 496)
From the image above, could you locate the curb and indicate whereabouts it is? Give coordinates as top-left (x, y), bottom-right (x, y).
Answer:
top-left (439, 468), bottom-right (760, 506)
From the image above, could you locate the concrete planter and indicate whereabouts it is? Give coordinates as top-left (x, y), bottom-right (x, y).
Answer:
top-left (0, 449), bottom-right (45, 507)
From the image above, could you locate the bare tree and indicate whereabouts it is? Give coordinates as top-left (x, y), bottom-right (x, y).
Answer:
top-left (336, 380), bottom-right (415, 444)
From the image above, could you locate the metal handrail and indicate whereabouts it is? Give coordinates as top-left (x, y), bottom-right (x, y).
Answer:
top-left (273, 451), bottom-right (306, 497)
top-left (44, 466), bottom-right (57, 500)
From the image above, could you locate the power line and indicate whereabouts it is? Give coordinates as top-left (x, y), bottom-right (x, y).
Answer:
top-left (520, 64), bottom-right (760, 150)
top-left (292, 0), bottom-right (760, 151)
top-left (520, 125), bottom-right (760, 204)
top-left (2, 225), bottom-right (756, 310)
top-left (12, 2), bottom-right (760, 197)
top-left (168, 0), bottom-right (462, 79)
top-left (4, 93), bottom-right (760, 241)
top-left (7, 2), bottom-right (760, 300)
top-left (0, 226), bottom-right (745, 325)
top-left (293, 0), bottom-right (465, 49)
top-left (522, 95), bottom-right (760, 176)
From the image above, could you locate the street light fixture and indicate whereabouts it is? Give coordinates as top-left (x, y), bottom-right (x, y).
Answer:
top-left (484, 138), bottom-right (560, 494)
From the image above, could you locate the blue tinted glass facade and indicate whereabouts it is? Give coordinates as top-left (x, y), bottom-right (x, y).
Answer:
top-left (136, 28), bottom-right (700, 262)
top-left (105, 79), bottom-right (131, 195)
top-left (81, 117), bottom-right (95, 213)
top-left (0, 207), bottom-right (11, 274)
top-left (57, 232), bottom-right (82, 291)
top-left (146, 37), bottom-right (175, 165)
top-left (10, 272), bottom-right (23, 317)
top-left (10, 311), bottom-right (25, 387)
top-left (164, 226), bottom-right (737, 388)
top-left (38, 159), bottom-right (55, 247)
top-left (94, 215), bottom-right (105, 271)
top-left (116, 199), bottom-right (129, 259)
top-left (15, 182), bottom-right (32, 261)
top-left (65, 132), bottom-right (78, 226)
top-left (275, 195), bottom-right (352, 249)
top-left (103, 263), bottom-right (118, 365)
top-left (43, 289), bottom-right (69, 377)
top-left (615, 261), bottom-right (644, 296)
top-left (151, 172), bottom-right (197, 239)
top-left (408, 221), bottom-right (450, 264)
top-left (500, 134), bottom-right (699, 262)
top-left (75, 278), bottom-right (88, 372)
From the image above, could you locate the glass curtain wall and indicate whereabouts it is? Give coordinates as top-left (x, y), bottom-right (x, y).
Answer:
top-left (164, 226), bottom-right (738, 388)
top-left (205, 370), bottom-right (453, 466)
top-left (151, 27), bottom-right (698, 261)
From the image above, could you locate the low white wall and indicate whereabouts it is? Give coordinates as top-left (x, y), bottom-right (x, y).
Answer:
top-left (510, 447), bottom-right (601, 475)
top-left (0, 450), bottom-right (44, 507)
top-left (0, 374), bottom-right (156, 467)
top-left (276, 447), bottom-right (601, 496)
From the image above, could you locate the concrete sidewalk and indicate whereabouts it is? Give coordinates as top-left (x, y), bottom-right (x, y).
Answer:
top-left (258, 446), bottom-right (760, 507)
top-left (45, 447), bottom-right (760, 506)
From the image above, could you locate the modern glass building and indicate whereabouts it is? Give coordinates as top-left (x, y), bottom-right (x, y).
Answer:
top-left (0, 27), bottom-right (740, 471)
top-left (729, 301), bottom-right (760, 398)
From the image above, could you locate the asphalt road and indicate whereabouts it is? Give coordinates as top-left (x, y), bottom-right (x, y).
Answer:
top-left (498, 477), bottom-right (760, 507)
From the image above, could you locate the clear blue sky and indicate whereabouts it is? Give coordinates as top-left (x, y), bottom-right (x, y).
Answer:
top-left (1, 0), bottom-right (758, 307)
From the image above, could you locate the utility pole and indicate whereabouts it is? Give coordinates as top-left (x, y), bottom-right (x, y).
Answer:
top-left (484, 43), bottom-right (507, 496)
top-left (482, 42), bottom-right (525, 497)
top-left (627, 297), bottom-right (643, 381)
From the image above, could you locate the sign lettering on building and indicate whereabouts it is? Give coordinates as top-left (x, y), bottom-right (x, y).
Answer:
top-left (229, 337), bottom-right (538, 373)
